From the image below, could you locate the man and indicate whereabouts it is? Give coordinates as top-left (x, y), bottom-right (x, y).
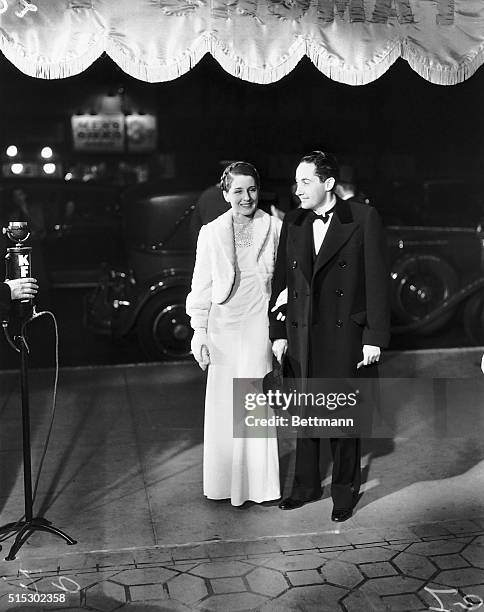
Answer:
top-left (269, 151), bottom-right (390, 522)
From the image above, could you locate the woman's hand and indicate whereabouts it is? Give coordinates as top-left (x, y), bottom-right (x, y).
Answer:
top-left (5, 278), bottom-right (38, 301)
top-left (191, 329), bottom-right (211, 371)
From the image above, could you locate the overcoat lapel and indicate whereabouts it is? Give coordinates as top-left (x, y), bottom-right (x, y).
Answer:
top-left (313, 198), bottom-right (357, 278)
top-left (290, 210), bottom-right (313, 286)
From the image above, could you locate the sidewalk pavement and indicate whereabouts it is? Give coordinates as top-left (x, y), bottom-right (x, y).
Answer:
top-left (0, 349), bottom-right (483, 610)
top-left (1, 518), bottom-right (484, 611)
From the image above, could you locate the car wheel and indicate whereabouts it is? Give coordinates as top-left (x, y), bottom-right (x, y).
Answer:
top-left (463, 290), bottom-right (484, 345)
top-left (137, 288), bottom-right (193, 360)
top-left (391, 254), bottom-right (458, 334)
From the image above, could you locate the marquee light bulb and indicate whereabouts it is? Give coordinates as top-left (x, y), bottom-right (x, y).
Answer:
top-left (11, 163), bottom-right (24, 175)
top-left (43, 163), bottom-right (56, 175)
top-left (6, 145), bottom-right (18, 157)
top-left (41, 146), bottom-right (53, 159)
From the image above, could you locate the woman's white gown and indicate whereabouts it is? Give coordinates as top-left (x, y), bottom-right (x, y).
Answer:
top-left (203, 242), bottom-right (280, 506)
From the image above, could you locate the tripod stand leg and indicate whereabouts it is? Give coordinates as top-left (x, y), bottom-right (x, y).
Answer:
top-left (32, 521), bottom-right (77, 546)
top-left (3, 519), bottom-right (76, 560)
top-left (0, 521), bottom-right (24, 535)
top-left (5, 525), bottom-right (34, 561)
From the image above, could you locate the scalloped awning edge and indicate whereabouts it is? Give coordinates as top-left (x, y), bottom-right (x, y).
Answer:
top-left (1, 36), bottom-right (483, 85)
top-left (0, 35), bottom-right (105, 80)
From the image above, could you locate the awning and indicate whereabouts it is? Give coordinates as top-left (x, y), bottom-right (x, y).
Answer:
top-left (0, 1), bottom-right (483, 85)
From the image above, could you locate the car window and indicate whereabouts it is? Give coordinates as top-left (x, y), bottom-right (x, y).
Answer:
top-left (425, 182), bottom-right (484, 227)
top-left (378, 181), bottom-right (483, 228)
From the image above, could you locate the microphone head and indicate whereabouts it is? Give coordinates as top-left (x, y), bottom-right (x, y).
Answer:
top-left (3, 222), bottom-right (30, 244)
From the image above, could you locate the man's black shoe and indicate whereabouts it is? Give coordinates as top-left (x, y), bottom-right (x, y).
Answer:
top-left (331, 507), bottom-right (353, 522)
top-left (278, 498), bottom-right (305, 510)
top-left (278, 494), bottom-right (321, 510)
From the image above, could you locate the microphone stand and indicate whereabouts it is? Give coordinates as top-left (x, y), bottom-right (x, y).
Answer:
top-left (0, 319), bottom-right (77, 560)
top-left (0, 223), bottom-right (77, 560)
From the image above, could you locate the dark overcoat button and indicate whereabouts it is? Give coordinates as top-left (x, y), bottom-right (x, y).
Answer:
top-left (336, 319), bottom-right (343, 327)
top-left (291, 321), bottom-right (298, 328)
top-left (338, 260), bottom-right (347, 268)
top-left (335, 289), bottom-right (344, 297)
top-left (293, 290), bottom-right (298, 299)
top-left (292, 260), bottom-right (298, 269)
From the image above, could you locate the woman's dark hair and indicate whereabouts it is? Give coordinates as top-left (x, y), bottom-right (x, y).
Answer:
top-left (219, 161), bottom-right (260, 192)
top-left (299, 151), bottom-right (340, 183)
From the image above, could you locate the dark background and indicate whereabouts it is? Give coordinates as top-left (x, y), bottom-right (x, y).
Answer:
top-left (0, 53), bottom-right (483, 369)
top-left (1, 53), bottom-right (483, 185)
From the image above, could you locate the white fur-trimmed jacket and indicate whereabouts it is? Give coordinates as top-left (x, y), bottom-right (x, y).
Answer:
top-left (186, 209), bottom-right (282, 330)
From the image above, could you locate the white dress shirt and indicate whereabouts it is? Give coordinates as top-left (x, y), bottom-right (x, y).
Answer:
top-left (312, 211), bottom-right (334, 255)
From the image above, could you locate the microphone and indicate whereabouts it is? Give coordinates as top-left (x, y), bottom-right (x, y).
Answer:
top-left (3, 221), bottom-right (34, 320)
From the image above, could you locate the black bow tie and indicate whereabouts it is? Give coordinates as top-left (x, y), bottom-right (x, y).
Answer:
top-left (306, 208), bottom-right (335, 224)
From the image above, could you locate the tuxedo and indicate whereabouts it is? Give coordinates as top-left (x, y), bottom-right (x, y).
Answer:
top-left (269, 197), bottom-right (391, 508)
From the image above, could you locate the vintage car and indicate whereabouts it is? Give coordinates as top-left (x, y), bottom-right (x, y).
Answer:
top-left (377, 179), bottom-right (484, 344)
top-left (0, 178), bottom-right (124, 288)
top-left (84, 181), bottom-right (199, 359)
top-left (85, 178), bottom-right (484, 360)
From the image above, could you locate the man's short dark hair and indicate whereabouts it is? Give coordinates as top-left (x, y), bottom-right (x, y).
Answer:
top-left (299, 151), bottom-right (340, 183)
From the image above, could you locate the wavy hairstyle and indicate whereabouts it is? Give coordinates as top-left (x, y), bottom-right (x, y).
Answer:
top-left (219, 161), bottom-right (260, 192)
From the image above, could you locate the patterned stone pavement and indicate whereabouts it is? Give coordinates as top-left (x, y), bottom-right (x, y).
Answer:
top-left (1, 518), bottom-right (483, 611)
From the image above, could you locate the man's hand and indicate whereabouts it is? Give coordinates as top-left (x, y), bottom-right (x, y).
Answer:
top-left (357, 344), bottom-right (381, 369)
top-left (191, 329), bottom-right (211, 371)
top-left (270, 288), bottom-right (288, 322)
top-left (272, 339), bottom-right (288, 364)
top-left (5, 278), bottom-right (38, 301)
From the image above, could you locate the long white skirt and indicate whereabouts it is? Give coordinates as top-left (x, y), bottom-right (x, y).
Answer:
top-left (203, 249), bottom-right (280, 506)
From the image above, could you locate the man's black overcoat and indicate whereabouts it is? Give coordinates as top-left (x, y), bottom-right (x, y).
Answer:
top-left (269, 197), bottom-right (391, 380)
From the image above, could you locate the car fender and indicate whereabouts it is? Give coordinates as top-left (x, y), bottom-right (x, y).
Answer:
top-left (116, 267), bottom-right (192, 337)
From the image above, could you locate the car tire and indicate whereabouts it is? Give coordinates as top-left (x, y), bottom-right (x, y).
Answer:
top-left (391, 254), bottom-right (459, 334)
top-left (137, 288), bottom-right (193, 360)
top-left (463, 290), bottom-right (484, 345)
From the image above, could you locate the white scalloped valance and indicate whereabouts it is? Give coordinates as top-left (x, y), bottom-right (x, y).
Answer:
top-left (0, 1), bottom-right (483, 85)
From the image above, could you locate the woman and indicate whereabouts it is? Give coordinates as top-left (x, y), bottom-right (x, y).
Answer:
top-left (186, 161), bottom-right (281, 506)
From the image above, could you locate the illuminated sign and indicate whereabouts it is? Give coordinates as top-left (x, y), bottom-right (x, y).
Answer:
top-left (71, 114), bottom-right (157, 153)
top-left (126, 115), bottom-right (157, 153)
top-left (71, 114), bottom-right (125, 152)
